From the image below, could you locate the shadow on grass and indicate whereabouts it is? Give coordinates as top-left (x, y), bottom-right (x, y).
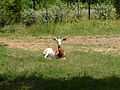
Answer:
top-left (0, 74), bottom-right (120, 90)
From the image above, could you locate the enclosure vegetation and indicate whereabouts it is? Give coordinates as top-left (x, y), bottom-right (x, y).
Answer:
top-left (0, 0), bottom-right (120, 27)
top-left (0, 0), bottom-right (120, 36)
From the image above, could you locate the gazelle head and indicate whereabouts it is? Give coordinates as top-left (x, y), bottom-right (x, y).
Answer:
top-left (53, 36), bottom-right (67, 46)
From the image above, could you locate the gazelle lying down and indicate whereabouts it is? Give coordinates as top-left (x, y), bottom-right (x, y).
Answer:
top-left (43, 37), bottom-right (66, 59)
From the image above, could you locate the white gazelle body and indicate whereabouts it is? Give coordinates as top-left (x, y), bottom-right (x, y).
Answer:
top-left (43, 48), bottom-right (55, 58)
top-left (43, 37), bottom-right (66, 59)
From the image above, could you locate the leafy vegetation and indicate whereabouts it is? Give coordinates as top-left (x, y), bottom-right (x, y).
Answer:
top-left (95, 3), bottom-right (115, 19)
top-left (0, 0), bottom-right (119, 27)
top-left (113, 0), bottom-right (120, 18)
top-left (0, 0), bottom-right (22, 26)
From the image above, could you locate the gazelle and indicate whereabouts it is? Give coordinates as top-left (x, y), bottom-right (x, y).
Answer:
top-left (43, 37), bottom-right (66, 59)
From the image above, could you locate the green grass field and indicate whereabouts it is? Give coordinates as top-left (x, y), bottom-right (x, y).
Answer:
top-left (0, 45), bottom-right (120, 90)
top-left (1, 20), bottom-right (120, 90)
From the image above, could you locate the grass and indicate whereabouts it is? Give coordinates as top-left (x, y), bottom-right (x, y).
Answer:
top-left (1, 20), bottom-right (120, 37)
top-left (1, 20), bottom-right (120, 89)
top-left (0, 45), bottom-right (120, 90)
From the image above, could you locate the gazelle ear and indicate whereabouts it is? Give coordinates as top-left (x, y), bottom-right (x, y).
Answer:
top-left (53, 37), bottom-right (57, 41)
top-left (62, 38), bottom-right (67, 41)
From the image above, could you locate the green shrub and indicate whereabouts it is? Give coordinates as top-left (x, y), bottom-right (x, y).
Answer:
top-left (113, 0), bottom-right (120, 18)
top-left (21, 9), bottom-right (37, 26)
top-left (0, 0), bottom-right (22, 26)
top-left (95, 3), bottom-right (116, 20)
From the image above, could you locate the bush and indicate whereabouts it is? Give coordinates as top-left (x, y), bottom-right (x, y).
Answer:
top-left (0, 0), bottom-right (21, 27)
top-left (94, 3), bottom-right (116, 20)
top-left (21, 9), bottom-right (36, 26)
top-left (113, 0), bottom-right (120, 18)
top-left (0, 0), bottom-right (34, 27)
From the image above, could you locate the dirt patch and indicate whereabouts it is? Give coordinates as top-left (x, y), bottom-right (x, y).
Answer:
top-left (1, 36), bottom-right (120, 54)
top-left (0, 37), bottom-right (56, 51)
top-left (66, 36), bottom-right (120, 47)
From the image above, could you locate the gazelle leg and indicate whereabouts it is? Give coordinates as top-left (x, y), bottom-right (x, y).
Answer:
top-left (44, 53), bottom-right (48, 59)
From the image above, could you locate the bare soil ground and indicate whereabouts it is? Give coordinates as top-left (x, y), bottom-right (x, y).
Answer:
top-left (1, 36), bottom-right (120, 54)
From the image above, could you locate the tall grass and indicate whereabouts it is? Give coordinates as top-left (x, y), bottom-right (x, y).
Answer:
top-left (0, 20), bottom-right (120, 37)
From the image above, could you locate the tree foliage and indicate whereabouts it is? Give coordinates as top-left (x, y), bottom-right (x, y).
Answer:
top-left (0, 0), bottom-right (119, 27)
top-left (0, 0), bottom-right (23, 26)
top-left (113, 0), bottom-right (120, 18)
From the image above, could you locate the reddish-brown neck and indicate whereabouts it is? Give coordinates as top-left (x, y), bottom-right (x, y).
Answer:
top-left (56, 45), bottom-right (64, 58)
